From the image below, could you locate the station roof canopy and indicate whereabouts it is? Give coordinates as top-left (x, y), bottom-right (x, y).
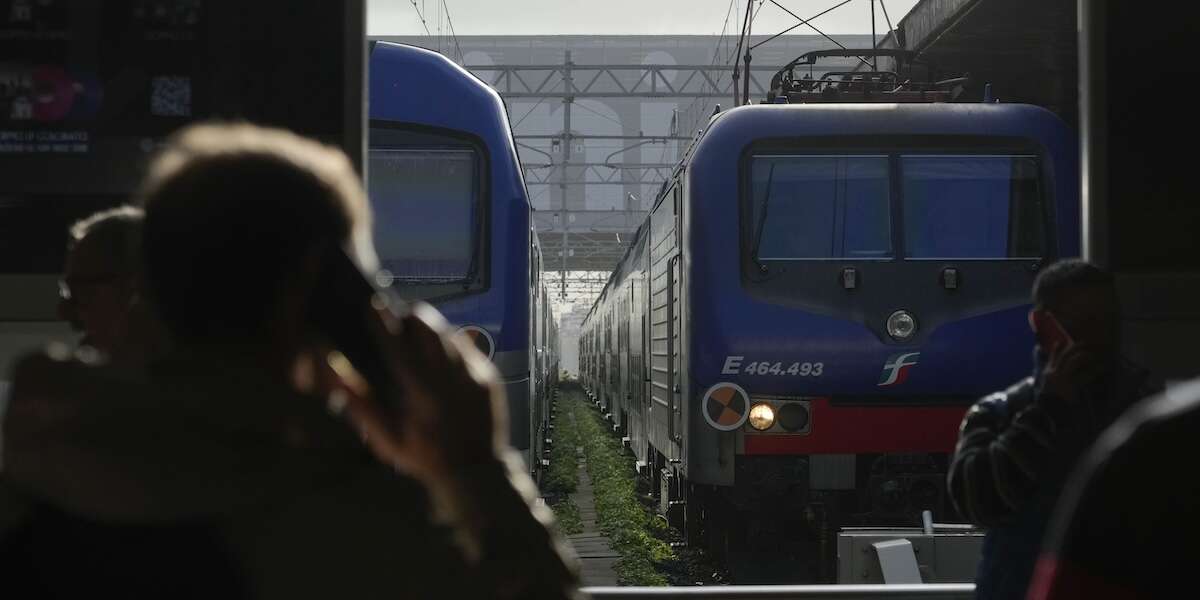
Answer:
top-left (871, 0), bottom-right (1078, 126)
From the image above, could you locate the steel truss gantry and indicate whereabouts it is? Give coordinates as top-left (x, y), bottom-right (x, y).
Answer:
top-left (468, 63), bottom-right (781, 99)
top-left (469, 55), bottom-right (784, 294)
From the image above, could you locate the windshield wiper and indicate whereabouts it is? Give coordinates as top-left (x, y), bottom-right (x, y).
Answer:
top-left (749, 163), bottom-right (776, 272)
top-left (392, 276), bottom-right (466, 285)
top-left (462, 244), bottom-right (480, 290)
top-left (461, 211), bottom-right (483, 290)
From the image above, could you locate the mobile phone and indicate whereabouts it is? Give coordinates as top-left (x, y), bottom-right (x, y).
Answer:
top-left (308, 246), bottom-right (406, 419)
top-left (1031, 310), bottom-right (1074, 354)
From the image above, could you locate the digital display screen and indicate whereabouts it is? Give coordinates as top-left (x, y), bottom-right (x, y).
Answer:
top-left (0, 0), bottom-right (364, 272)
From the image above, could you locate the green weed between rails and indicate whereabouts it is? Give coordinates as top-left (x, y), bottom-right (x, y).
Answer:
top-left (552, 495), bottom-right (583, 536)
top-left (545, 388), bottom-right (583, 535)
top-left (567, 391), bottom-right (674, 586)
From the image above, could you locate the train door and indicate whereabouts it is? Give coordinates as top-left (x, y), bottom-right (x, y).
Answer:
top-left (615, 300), bottom-right (624, 422)
top-left (609, 306), bottom-right (619, 415)
top-left (667, 257), bottom-right (681, 453)
top-left (530, 241), bottom-right (542, 464)
top-left (639, 252), bottom-right (651, 465)
top-left (616, 294), bottom-right (624, 427)
top-left (538, 287), bottom-right (549, 442)
top-left (602, 306), bottom-right (609, 413)
top-left (598, 310), bottom-right (605, 405)
top-left (669, 185), bottom-right (683, 455)
top-left (624, 282), bottom-right (638, 448)
top-left (580, 333), bottom-right (586, 386)
top-left (649, 181), bottom-right (682, 463)
top-left (620, 286), bottom-right (632, 434)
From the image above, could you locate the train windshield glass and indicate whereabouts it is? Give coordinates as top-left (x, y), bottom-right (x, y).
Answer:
top-left (749, 155), bottom-right (892, 260)
top-left (368, 148), bottom-right (480, 283)
top-left (902, 155), bottom-right (1045, 259)
top-left (747, 153), bottom-right (1047, 262)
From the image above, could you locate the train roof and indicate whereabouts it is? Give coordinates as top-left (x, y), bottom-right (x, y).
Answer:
top-left (695, 103), bottom-right (1072, 158)
top-left (583, 220), bottom-right (650, 326)
top-left (370, 42), bottom-right (506, 133)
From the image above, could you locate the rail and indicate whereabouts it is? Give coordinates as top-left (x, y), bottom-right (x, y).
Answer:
top-left (582, 585), bottom-right (974, 599)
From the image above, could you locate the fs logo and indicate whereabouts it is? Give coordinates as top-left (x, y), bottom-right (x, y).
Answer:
top-left (878, 352), bottom-right (921, 387)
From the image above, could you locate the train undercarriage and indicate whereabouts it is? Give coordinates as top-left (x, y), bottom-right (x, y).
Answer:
top-left (640, 441), bottom-right (953, 583)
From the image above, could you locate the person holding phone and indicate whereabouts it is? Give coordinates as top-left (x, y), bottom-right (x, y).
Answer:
top-left (0, 123), bottom-right (579, 599)
top-left (946, 259), bottom-right (1160, 600)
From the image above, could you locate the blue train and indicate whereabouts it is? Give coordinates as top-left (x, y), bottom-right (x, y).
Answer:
top-left (369, 42), bottom-right (558, 475)
top-left (580, 60), bottom-right (1078, 581)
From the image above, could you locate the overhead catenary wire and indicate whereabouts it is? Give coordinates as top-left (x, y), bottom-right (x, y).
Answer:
top-left (677, 0), bottom-right (741, 140)
top-left (574, 102), bottom-right (625, 128)
top-left (871, 0), bottom-right (877, 68)
top-left (442, 0), bottom-right (465, 64)
top-left (408, 0), bottom-right (462, 63)
top-left (739, 0), bottom-right (766, 106)
top-left (407, 0), bottom-right (432, 36)
top-left (766, 0), bottom-right (873, 69)
top-left (749, 0), bottom-right (854, 50)
top-left (511, 82), bottom-right (561, 128)
top-left (879, 0), bottom-right (895, 38)
top-left (681, 0), bottom-right (880, 162)
top-left (731, 0), bottom-right (754, 105)
top-left (717, 0), bottom-right (739, 63)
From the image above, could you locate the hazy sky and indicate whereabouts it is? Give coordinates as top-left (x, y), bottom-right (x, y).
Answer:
top-left (368, 0), bottom-right (922, 37)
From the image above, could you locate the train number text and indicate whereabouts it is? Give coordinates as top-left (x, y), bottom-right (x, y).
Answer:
top-left (721, 356), bottom-right (824, 377)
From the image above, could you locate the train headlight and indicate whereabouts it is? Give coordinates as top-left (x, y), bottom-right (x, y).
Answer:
top-left (886, 310), bottom-right (918, 341)
top-left (778, 403), bottom-right (810, 432)
top-left (748, 402), bottom-right (776, 431)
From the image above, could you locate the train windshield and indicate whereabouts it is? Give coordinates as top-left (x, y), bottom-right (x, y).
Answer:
top-left (902, 155), bottom-right (1045, 259)
top-left (748, 153), bottom-right (1046, 261)
top-left (749, 155), bottom-right (893, 260)
top-left (367, 147), bottom-right (480, 284)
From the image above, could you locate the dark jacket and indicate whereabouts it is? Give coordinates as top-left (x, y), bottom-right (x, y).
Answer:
top-left (1030, 377), bottom-right (1200, 599)
top-left (0, 352), bottom-right (580, 599)
top-left (947, 352), bottom-right (1159, 600)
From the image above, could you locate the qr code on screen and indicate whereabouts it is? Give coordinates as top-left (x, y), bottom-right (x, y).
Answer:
top-left (151, 76), bottom-right (192, 117)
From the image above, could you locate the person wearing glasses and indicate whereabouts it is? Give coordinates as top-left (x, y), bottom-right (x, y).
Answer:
top-left (56, 206), bottom-right (160, 362)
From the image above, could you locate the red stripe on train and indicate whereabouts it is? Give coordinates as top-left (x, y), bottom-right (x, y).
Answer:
top-left (742, 398), bottom-right (967, 455)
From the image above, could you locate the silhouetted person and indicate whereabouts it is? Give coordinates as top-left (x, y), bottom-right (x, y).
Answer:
top-left (0, 123), bottom-right (579, 599)
top-left (56, 206), bottom-right (161, 363)
top-left (947, 259), bottom-right (1160, 600)
top-left (1026, 376), bottom-right (1199, 598)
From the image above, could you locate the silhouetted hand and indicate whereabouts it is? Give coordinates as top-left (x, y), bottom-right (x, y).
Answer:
top-left (1041, 341), bottom-right (1106, 408)
top-left (312, 301), bottom-right (576, 588)
top-left (321, 300), bottom-right (507, 490)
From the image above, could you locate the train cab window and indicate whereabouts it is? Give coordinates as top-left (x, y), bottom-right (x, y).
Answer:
top-left (749, 155), bottom-right (892, 260)
top-left (368, 145), bottom-right (482, 286)
top-left (901, 155), bottom-right (1045, 259)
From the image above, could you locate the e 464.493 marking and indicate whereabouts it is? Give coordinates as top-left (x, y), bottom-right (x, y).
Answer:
top-left (721, 356), bottom-right (824, 377)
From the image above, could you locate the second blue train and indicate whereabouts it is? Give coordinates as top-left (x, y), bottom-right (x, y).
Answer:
top-left (368, 42), bottom-right (558, 475)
